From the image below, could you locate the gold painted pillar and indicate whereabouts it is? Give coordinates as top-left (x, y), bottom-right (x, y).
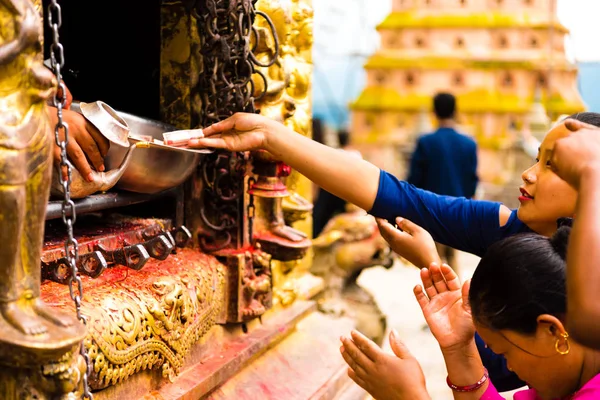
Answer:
top-left (253, 0), bottom-right (321, 306)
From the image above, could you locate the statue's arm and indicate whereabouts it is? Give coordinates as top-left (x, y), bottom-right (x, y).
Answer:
top-left (0, 38), bottom-right (23, 64)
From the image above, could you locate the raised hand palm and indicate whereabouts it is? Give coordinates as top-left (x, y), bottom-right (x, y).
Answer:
top-left (422, 289), bottom-right (474, 350)
top-left (414, 264), bottom-right (476, 351)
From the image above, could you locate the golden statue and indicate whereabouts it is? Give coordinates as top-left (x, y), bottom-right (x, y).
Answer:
top-left (0, 0), bottom-right (80, 334)
top-left (0, 0), bottom-right (85, 396)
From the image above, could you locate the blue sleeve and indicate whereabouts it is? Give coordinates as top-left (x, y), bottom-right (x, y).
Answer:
top-left (369, 170), bottom-right (502, 257)
top-left (407, 139), bottom-right (426, 188)
top-left (476, 333), bottom-right (525, 391)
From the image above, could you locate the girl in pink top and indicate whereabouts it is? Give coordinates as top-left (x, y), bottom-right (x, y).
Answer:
top-left (340, 221), bottom-right (600, 400)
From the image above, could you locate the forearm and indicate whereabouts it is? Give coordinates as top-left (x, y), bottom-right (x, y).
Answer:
top-left (264, 126), bottom-right (380, 211)
top-left (567, 167), bottom-right (600, 347)
top-left (441, 341), bottom-right (490, 400)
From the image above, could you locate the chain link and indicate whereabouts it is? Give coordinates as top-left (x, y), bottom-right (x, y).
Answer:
top-left (47, 1), bottom-right (93, 398)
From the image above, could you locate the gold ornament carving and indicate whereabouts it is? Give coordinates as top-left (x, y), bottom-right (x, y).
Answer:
top-left (41, 251), bottom-right (227, 390)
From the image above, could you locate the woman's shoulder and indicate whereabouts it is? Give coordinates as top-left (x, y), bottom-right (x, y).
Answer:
top-left (498, 206), bottom-right (531, 235)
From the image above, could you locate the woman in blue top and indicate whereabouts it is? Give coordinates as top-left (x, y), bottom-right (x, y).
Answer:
top-left (187, 111), bottom-right (600, 391)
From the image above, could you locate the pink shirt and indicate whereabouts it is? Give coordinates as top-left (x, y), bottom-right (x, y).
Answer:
top-left (480, 374), bottom-right (600, 400)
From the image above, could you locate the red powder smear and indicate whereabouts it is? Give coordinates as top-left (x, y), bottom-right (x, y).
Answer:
top-left (44, 215), bottom-right (168, 248)
top-left (41, 248), bottom-right (222, 306)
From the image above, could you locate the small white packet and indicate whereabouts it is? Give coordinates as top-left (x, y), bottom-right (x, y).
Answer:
top-left (162, 129), bottom-right (204, 147)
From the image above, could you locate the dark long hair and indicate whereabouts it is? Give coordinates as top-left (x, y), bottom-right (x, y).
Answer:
top-left (469, 219), bottom-right (572, 334)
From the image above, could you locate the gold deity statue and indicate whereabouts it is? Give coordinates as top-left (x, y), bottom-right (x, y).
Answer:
top-left (0, 0), bottom-right (85, 359)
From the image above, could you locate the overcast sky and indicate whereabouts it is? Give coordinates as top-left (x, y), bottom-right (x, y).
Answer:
top-left (314, 0), bottom-right (600, 62)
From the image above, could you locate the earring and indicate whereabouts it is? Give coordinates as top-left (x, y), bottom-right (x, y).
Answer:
top-left (555, 332), bottom-right (570, 355)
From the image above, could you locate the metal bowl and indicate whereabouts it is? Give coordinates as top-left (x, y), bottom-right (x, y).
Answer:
top-left (72, 102), bottom-right (211, 194)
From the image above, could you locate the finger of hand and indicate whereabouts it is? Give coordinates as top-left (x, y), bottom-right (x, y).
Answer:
top-left (201, 116), bottom-right (238, 137)
top-left (461, 280), bottom-right (472, 312)
top-left (340, 337), bottom-right (372, 375)
top-left (341, 336), bottom-right (374, 369)
top-left (67, 141), bottom-right (93, 182)
top-left (430, 263), bottom-right (448, 293)
top-left (420, 266), bottom-right (439, 299)
top-left (564, 118), bottom-right (598, 132)
top-left (341, 352), bottom-right (369, 380)
top-left (77, 132), bottom-right (104, 172)
top-left (440, 263), bottom-right (461, 291)
top-left (347, 368), bottom-right (369, 390)
top-left (396, 216), bottom-right (419, 236)
top-left (188, 136), bottom-right (227, 149)
top-left (376, 218), bottom-right (394, 241)
top-left (389, 329), bottom-right (413, 359)
top-left (413, 284), bottom-right (429, 310)
top-left (350, 330), bottom-right (383, 362)
top-left (376, 218), bottom-right (411, 245)
top-left (86, 121), bottom-right (110, 158)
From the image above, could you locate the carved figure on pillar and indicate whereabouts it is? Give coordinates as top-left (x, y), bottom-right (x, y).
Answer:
top-left (249, 150), bottom-right (311, 262)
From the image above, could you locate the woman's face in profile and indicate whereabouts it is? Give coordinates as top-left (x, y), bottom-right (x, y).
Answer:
top-left (476, 322), bottom-right (584, 400)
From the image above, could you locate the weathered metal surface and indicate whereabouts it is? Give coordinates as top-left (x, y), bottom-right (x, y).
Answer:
top-left (41, 216), bottom-right (196, 283)
top-left (45, 187), bottom-right (183, 220)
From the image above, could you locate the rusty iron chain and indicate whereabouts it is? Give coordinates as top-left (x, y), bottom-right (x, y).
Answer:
top-left (47, 1), bottom-right (93, 398)
top-left (194, 0), bottom-right (277, 251)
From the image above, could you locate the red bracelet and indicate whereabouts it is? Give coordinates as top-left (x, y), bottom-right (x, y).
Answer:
top-left (446, 369), bottom-right (489, 392)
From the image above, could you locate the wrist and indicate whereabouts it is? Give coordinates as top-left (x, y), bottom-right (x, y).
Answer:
top-left (262, 119), bottom-right (283, 154)
top-left (440, 338), bottom-right (477, 357)
top-left (580, 164), bottom-right (600, 190)
top-left (441, 339), bottom-right (486, 387)
top-left (262, 120), bottom-right (295, 156)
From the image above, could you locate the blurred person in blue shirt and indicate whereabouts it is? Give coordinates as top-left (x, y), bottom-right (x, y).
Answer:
top-left (407, 93), bottom-right (479, 268)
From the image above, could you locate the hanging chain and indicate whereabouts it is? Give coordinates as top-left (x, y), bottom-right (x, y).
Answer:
top-left (193, 0), bottom-right (278, 250)
top-left (47, 2), bottom-right (93, 399)
top-left (247, 176), bottom-right (255, 244)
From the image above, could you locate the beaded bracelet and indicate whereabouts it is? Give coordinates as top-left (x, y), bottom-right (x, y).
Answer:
top-left (446, 369), bottom-right (489, 392)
